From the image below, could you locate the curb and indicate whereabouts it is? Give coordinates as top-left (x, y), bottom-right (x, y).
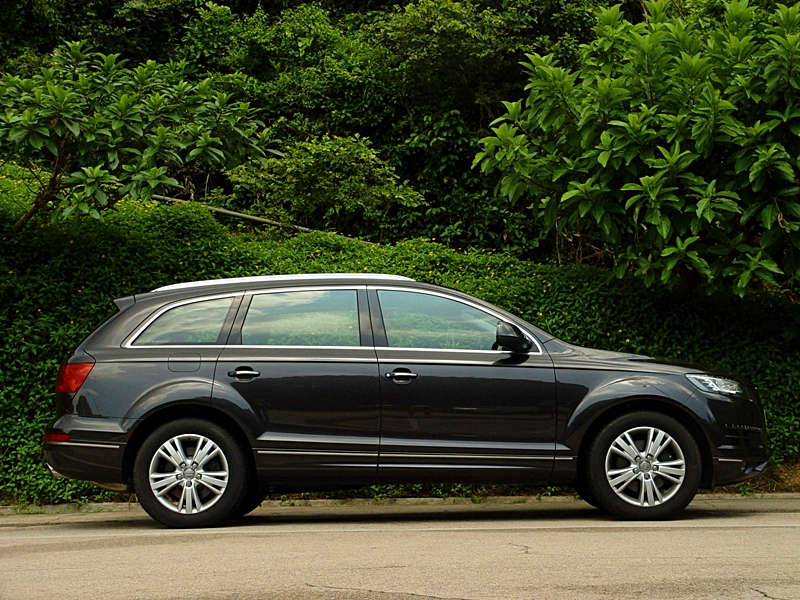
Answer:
top-left (2, 492), bottom-right (799, 516)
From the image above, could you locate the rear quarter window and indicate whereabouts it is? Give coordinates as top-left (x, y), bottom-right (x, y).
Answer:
top-left (133, 297), bottom-right (234, 346)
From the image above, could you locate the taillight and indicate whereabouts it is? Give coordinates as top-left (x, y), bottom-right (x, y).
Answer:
top-left (55, 362), bottom-right (94, 394)
top-left (43, 432), bottom-right (71, 443)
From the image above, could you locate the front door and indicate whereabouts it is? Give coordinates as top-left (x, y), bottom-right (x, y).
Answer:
top-left (212, 287), bottom-right (380, 485)
top-left (371, 287), bottom-right (557, 483)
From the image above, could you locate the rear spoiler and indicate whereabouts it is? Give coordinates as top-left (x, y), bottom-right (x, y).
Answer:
top-left (113, 296), bottom-right (136, 311)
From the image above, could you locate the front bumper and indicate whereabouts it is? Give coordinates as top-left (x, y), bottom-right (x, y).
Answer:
top-left (695, 388), bottom-right (770, 487)
top-left (712, 456), bottom-right (768, 486)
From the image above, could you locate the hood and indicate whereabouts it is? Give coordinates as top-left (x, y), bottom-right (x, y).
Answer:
top-left (541, 338), bottom-right (751, 386)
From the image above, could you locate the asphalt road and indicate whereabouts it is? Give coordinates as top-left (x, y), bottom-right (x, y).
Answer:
top-left (1, 496), bottom-right (799, 600)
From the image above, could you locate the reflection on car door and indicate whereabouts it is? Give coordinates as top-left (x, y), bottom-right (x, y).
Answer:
top-left (371, 287), bottom-right (557, 483)
top-left (212, 287), bottom-right (380, 485)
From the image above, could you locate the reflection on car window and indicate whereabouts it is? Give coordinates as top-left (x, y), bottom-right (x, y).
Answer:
top-left (378, 290), bottom-right (498, 350)
top-left (242, 290), bottom-right (359, 346)
top-left (134, 297), bottom-right (234, 345)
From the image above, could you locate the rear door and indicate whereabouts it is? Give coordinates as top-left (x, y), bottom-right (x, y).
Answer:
top-left (212, 286), bottom-right (380, 485)
top-left (371, 287), bottom-right (557, 483)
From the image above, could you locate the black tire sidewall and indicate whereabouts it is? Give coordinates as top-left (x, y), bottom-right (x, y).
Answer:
top-left (587, 411), bottom-right (701, 520)
top-left (133, 418), bottom-right (249, 528)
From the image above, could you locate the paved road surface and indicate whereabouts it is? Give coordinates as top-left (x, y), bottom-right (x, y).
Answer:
top-left (1, 496), bottom-right (799, 600)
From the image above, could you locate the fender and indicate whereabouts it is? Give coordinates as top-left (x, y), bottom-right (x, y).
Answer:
top-left (122, 377), bottom-right (215, 421)
top-left (560, 374), bottom-right (701, 453)
top-left (209, 377), bottom-right (265, 446)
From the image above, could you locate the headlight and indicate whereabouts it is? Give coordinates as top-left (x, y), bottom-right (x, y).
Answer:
top-left (686, 374), bottom-right (743, 395)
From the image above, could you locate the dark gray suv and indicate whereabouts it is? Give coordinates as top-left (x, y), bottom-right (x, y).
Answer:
top-left (42, 273), bottom-right (768, 527)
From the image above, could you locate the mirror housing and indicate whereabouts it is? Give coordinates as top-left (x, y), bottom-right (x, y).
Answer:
top-left (496, 321), bottom-right (533, 353)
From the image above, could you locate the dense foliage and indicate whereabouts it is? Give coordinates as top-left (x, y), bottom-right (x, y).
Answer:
top-left (0, 41), bottom-right (270, 234)
top-left (1, 184), bottom-right (797, 503)
top-left (477, 0), bottom-right (800, 296)
top-left (171, 0), bottom-right (614, 249)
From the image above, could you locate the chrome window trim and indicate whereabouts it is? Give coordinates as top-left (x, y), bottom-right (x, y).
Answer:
top-left (124, 292), bottom-right (244, 348)
top-left (370, 286), bottom-right (544, 356)
top-left (125, 284), bottom-right (547, 356)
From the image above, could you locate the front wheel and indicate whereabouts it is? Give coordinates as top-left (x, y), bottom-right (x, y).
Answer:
top-left (133, 419), bottom-right (249, 528)
top-left (586, 411), bottom-right (701, 520)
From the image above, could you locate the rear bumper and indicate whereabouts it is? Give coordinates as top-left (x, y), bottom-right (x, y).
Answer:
top-left (42, 440), bottom-right (126, 483)
top-left (41, 414), bottom-right (133, 484)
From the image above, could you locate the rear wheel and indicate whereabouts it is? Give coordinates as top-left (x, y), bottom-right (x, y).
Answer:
top-left (586, 411), bottom-right (701, 520)
top-left (133, 419), bottom-right (249, 528)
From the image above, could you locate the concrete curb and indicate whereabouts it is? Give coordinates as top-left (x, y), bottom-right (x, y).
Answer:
top-left (2, 492), bottom-right (799, 516)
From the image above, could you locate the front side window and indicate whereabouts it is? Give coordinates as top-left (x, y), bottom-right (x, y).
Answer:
top-left (378, 290), bottom-right (498, 350)
top-left (134, 297), bottom-right (234, 346)
top-left (242, 290), bottom-right (360, 346)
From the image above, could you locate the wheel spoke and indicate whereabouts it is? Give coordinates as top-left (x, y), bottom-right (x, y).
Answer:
top-left (198, 475), bottom-right (227, 494)
top-left (177, 485), bottom-right (189, 513)
top-left (651, 432), bottom-right (673, 460)
top-left (608, 468), bottom-right (637, 489)
top-left (191, 484), bottom-right (203, 512)
top-left (656, 471), bottom-right (682, 484)
top-left (611, 437), bottom-right (639, 462)
top-left (192, 437), bottom-right (217, 467)
top-left (161, 438), bottom-right (188, 467)
top-left (646, 429), bottom-right (667, 458)
top-left (150, 472), bottom-right (180, 495)
top-left (643, 478), bottom-right (662, 505)
top-left (657, 464), bottom-right (685, 476)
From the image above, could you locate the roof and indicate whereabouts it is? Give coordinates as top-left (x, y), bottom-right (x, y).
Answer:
top-left (152, 273), bottom-right (415, 293)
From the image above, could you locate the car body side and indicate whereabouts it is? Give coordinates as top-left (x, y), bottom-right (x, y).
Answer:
top-left (42, 277), bottom-right (769, 494)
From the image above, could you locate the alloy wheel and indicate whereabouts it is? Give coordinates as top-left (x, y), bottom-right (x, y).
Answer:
top-left (148, 434), bottom-right (229, 514)
top-left (604, 426), bottom-right (686, 508)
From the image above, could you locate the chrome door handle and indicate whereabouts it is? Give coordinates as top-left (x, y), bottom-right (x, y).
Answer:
top-left (228, 368), bottom-right (260, 380)
top-left (385, 370), bottom-right (419, 383)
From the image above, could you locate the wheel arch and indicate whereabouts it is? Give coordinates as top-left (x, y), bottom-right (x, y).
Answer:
top-left (122, 403), bottom-right (255, 485)
top-left (573, 397), bottom-right (715, 489)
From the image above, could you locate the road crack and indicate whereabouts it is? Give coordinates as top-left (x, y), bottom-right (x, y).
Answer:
top-left (508, 542), bottom-right (532, 554)
top-left (752, 588), bottom-right (790, 600)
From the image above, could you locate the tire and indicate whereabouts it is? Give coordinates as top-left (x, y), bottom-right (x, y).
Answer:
top-left (573, 476), bottom-right (602, 509)
top-left (133, 418), bottom-right (250, 528)
top-left (236, 478), bottom-right (266, 517)
top-left (586, 411), bottom-right (701, 520)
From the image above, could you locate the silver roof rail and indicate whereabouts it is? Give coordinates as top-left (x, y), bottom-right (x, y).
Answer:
top-left (152, 273), bottom-right (415, 293)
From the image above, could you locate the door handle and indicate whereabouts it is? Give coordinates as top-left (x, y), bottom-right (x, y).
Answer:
top-left (385, 370), bottom-right (419, 384)
top-left (228, 367), bottom-right (260, 381)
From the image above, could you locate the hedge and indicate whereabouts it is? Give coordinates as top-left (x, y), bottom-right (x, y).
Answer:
top-left (1, 196), bottom-right (799, 503)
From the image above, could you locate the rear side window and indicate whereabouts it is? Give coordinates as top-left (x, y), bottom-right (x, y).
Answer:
top-left (242, 290), bottom-right (359, 346)
top-left (133, 297), bottom-right (234, 346)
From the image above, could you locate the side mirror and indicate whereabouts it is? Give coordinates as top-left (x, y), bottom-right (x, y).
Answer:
top-left (496, 321), bottom-right (533, 353)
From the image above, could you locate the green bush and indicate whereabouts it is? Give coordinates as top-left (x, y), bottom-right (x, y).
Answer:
top-left (228, 134), bottom-right (424, 239)
top-left (476, 0), bottom-right (800, 296)
top-left (1, 197), bottom-right (798, 503)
